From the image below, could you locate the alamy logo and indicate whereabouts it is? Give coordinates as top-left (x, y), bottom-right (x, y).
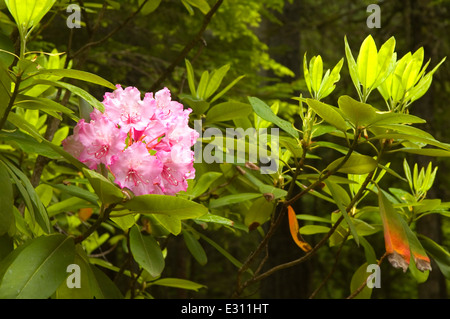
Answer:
top-left (66, 4), bottom-right (81, 29)
top-left (367, 4), bottom-right (381, 29)
top-left (366, 264), bottom-right (381, 288)
top-left (66, 264), bottom-right (81, 288)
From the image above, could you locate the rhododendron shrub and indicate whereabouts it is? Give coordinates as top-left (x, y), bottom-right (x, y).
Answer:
top-left (63, 85), bottom-right (199, 196)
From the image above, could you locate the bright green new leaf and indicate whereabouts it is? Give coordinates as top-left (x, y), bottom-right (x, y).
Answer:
top-left (344, 36), bottom-right (361, 98)
top-left (310, 55), bottom-right (323, 93)
top-left (248, 96), bottom-right (299, 139)
top-left (129, 225), bottom-right (165, 277)
top-left (5, 0), bottom-right (56, 38)
top-left (306, 98), bottom-right (347, 132)
top-left (338, 95), bottom-right (377, 127)
top-left (204, 64), bottom-right (230, 99)
top-left (357, 35), bottom-right (378, 90)
top-left (372, 36), bottom-right (396, 89)
top-left (0, 234), bottom-right (75, 299)
top-left (185, 59), bottom-right (196, 97)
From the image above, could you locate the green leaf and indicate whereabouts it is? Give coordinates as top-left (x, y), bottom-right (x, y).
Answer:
top-left (31, 80), bottom-right (105, 112)
top-left (129, 225), bottom-right (164, 277)
top-left (138, 0), bottom-right (162, 15)
top-left (205, 101), bottom-right (252, 124)
top-left (326, 153), bottom-right (377, 175)
top-left (350, 263), bottom-right (373, 299)
top-left (184, 0), bottom-right (210, 15)
top-left (244, 196), bottom-right (274, 229)
top-left (338, 95), bottom-right (377, 127)
top-left (204, 64), bottom-right (230, 99)
top-left (210, 75), bottom-right (245, 104)
top-left (185, 59), bottom-right (196, 97)
top-left (182, 229), bottom-right (207, 265)
top-left (123, 194), bottom-right (208, 219)
top-left (299, 225), bottom-right (330, 235)
top-left (344, 36), bottom-right (361, 98)
top-left (0, 161), bottom-right (14, 236)
top-left (419, 235), bottom-right (450, 279)
top-left (0, 234), bottom-right (75, 299)
top-left (82, 168), bottom-right (125, 205)
top-left (357, 35), bottom-right (378, 90)
top-left (196, 70), bottom-right (209, 99)
top-left (248, 96), bottom-right (299, 139)
top-left (311, 55), bottom-right (323, 93)
top-left (372, 37), bottom-right (396, 89)
top-left (190, 171), bottom-right (222, 198)
top-left (209, 193), bottom-right (262, 209)
top-left (150, 278), bottom-right (206, 291)
top-left (306, 98), bottom-right (348, 132)
top-left (5, 0), bottom-right (56, 37)
top-left (33, 69), bottom-right (116, 90)
top-left (325, 179), bottom-right (359, 245)
top-left (153, 214), bottom-right (181, 235)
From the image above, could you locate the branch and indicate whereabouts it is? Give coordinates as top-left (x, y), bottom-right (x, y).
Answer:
top-left (148, 0), bottom-right (224, 92)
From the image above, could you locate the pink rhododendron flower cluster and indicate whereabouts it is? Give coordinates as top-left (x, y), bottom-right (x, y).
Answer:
top-left (63, 85), bottom-right (199, 196)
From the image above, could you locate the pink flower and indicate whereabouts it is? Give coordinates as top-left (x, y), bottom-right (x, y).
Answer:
top-left (103, 85), bottom-right (155, 134)
top-left (63, 85), bottom-right (198, 196)
top-left (65, 117), bottom-right (126, 170)
top-left (109, 142), bottom-right (163, 196)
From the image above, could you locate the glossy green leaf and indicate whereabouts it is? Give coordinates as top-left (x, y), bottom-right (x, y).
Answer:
top-left (5, 0), bottom-right (56, 36)
top-left (299, 225), bottom-right (330, 235)
top-left (325, 179), bottom-right (359, 245)
top-left (248, 96), bottom-right (299, 139)
top-left (338, 95), bottom-right (377, 127)
top-left (0, 161), bottom-right (14, 236)
top-left (150, 278), bottom-right (206, 291)
top-left (210, 75), bottom-right (245, 103)
top-left (326, 153), bottom-right (377, 175)
top-left (185, 59), bottom-right (196, 96)
top-left (82, 168), bottom-right (125, 205)
top-left (0, 234), bottom-right (75, 299)
top-left (357, 35), bottom-right (378, 89)
top-left (209, 193), bottom-right (262, 209)
top-left (372, 37), bottom-right (396, 89)
top-left (123, 194), bottom-right (208, 219)
top-left (204, 64), bottom-right (230, 99)
top-left (182, 229), bottom-right (207, 265)
top-left (205, 101), bottom-right (252, 124)
top-left (34, 69), bottom-right (116, 90)
top-left (153, 214), bottom-right (181, 235)
top-left (196, 70), bottom-right (209, 99)
top-left (344, 36), bottom-right (361, 97)
top-left (306, 98), bottom-right (347, 132)
top-left (311, 55), bottom-right (323, 93)
top-left (190, 171), bottom-right (222, 198)
top-left (350, 263), bottom-right (373, 299)
top-left (419, 235), bottom-right (450, 279)
top-left (138, 0), bottom-right (162, 15)
top-left (129, 225), bottom-right (165, 277)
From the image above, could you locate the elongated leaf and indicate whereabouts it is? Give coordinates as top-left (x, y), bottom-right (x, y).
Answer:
top-left (419, 235), bottom-right (450, 279)
top-left (377, 187), bottom-right (410, 272)
top-left (287, 206), bottom-right (312, 252)
top-left (190, 171), bottom-right (222, 198)
top-left (0, 234), bottom-right (75, 299)
top-left (0, 161), bottom-right (14, 235)
top-left (82, 168), bottom-right (125, 205)
top-left (325, 180), bottom-right (359, 245)
top-left (205, 101), bottom-right (252, 124)
top-left (344, 36), bottom-right (361, 97)
top-left (399, 218), bottom-right (431, 272)
top-left (306, 98), bottom-right (348, 132)
top-left (5, 0), bottom-right (56, 35)
top-left (350, 263), bottom-right (373, 299)
top-left (123, 194), bottom-right (208, 219)
top-left (204, 64), bottom-right (230, 99)
top-left (185, 59), bottom-right (196, 97)
top-left (129, 225), bottom-right (164, 277)
top-left (210, 75), bottom-right (245, 103)
top-left (150, 278), bottom-right (206, 291)
top-left (248, 96), bottom-right (299, 139)
top-left (33, 69), bottom-right (116, 90)
top-left (357, 35), bottom-right (378, 89)
top-left (153, 214), bottom-right (181, 235)
top-left (326, 153), bottom-right (377, 175)
top-left (182, 229), bottom-right (207, 265)
top-left (209, 193), bottom-right (261, 209)
top-left (338, 95), bottom-right (377, 127)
